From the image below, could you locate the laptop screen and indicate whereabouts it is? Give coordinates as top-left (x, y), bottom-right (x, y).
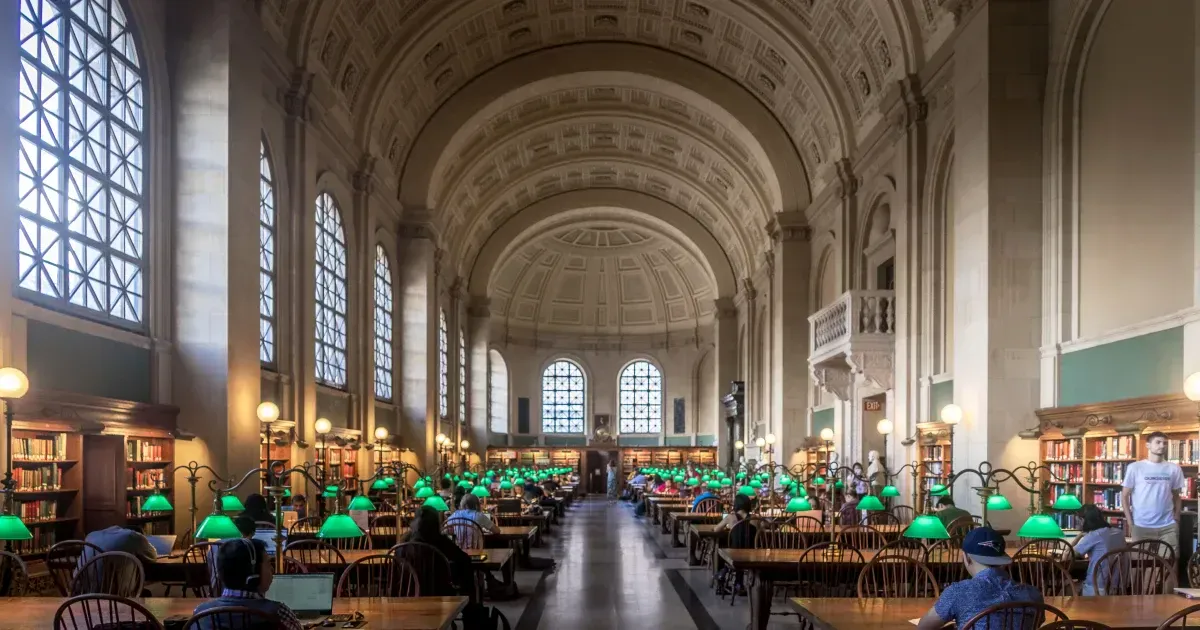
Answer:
top-left (266, 573), bottom-right (334, 614)
top-left (253, 528), bottom-right (285, 553)
top-left (146, 535), bottom-right (176, 556)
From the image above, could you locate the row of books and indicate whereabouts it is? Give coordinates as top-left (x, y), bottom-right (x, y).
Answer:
top-left (127, 496), bottom-right (169, 516)
top-left (126, 439), bottom-right (166, 462)
top-left (1088, 461), bottom-right (1129, 484)
top-left (15, 499), bottom-right (58, 522)
top-left (12, 435), bottom-right (67, 461)
top-left (1167, 438), bottom-right (1200, 465)
top-left (13, 466), bottom-right (61, 491)
top-left (1044, 438), bottom-right (1083, 461)
top-left (922, 462), bottom-right (948, 476)
top-left (128, 469), bottom-right (161, 490)
top-left (1048, 463), bottom-right (1083, 484)
top-left (1091, 488), bottom-right (1126, 511)
top-left (1092, 436), bottom-right (1136, 460)
top-left (8, 529), bottom-right (58, 556)
top-left (922, 446), bottom-right (949, 460)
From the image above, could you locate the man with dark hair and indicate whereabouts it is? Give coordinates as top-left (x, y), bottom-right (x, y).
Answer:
top-left (82, 524), bottom-right (157, 564)
top-left (191, 538), bottom-right (303, 630)
top-left (935, 496), bottom-right (971, 527)
top-left (1122, 430), bottom-right (1185, 553)
top-left (916, 527), bottom-right (1042, 629)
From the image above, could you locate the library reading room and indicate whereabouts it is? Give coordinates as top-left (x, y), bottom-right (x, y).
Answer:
top-left (3, 0), bottom-right (1200, 628)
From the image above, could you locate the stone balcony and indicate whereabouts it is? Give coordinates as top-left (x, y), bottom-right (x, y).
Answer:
top-left (807, 290), bottom-right (896, 400)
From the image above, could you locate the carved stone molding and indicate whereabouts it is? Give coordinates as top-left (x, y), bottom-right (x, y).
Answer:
top-left (740, 278), bottom-right (757, 302)
top-left (712, 297), bottom-right (738, 321)
top-left (397, 222), bottom-right (436, 240)
top-left (279, 70), bottom-right (315, 122)
top-left (812, 366), bottom-right (854, 401)
top-left (848, 350), bottom-right (894, 391)
top-left (467, 297), bottom-right (491, 319)
top-left (9, 389), bottom-right (180, 438)
top-left (1035, 393), bottom-right (1193, 436)
top-left (888, 74), bottom-right (928, 136)
top-left (835, 158), bottom-right (860, 200)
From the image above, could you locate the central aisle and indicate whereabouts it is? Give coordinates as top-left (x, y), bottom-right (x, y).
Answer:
top-left (531, 498), bottom-right (705, 629)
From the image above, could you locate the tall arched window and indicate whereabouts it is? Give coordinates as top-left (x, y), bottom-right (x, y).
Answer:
top-left (458, 327), bottom-right (467, 423)
top-left (542, 360), bottom-right (585, 433)
top-left (489, 349), bottom-right (509, 434)
top-left (618, 360), bottom-right (663, 434)
top-left (18, 0), bottom-right (146, 324)
top-left (373, 245), bottom-right (393, 400)
top-left (258, 139), bottom-right (276, 364)
top-left (314, 192), bottom-right (347, 387)
top-left (438, 309), bottom-right (448, 418)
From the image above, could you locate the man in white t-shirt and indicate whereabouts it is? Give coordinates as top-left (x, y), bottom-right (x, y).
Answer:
top-left (1121, 431), bottom-right (1185, 554)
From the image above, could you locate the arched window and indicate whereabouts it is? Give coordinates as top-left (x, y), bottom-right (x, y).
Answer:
top-left (18, 0), bottom-right (146, 324)
top-left (489, 349), bottom-right (509, 434)
top-left (258, 139), bottom-right (276, 364)
top-left (542, 359), bottom-right (585, 433)
top-left (618, 360), bottom-right (663, 434)
top-left (438, 309), bottom-right (448, 418)
top-left (373, 245), bottom-right (393, 400)
top-left (314, 192), bottom-right (347, 387)
top-left (458, 327), bottom-right (467, 423)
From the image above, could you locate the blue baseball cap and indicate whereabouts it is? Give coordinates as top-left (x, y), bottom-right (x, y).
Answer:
top-left (961, 527), bottom-right (1011, 566)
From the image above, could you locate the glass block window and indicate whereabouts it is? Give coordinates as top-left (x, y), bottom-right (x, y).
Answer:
top-left (373, 245), bottom-right (393, 400)
top-left (438, 309), bottom-right (448, 418)
top-left (258, 139), bottom-right (276, 363)
top-left (314, 192), bottom-right (347, 387)
top-left (458, 327), bottom-right (467, 423)
top-left (542, 359), bottom-right (585, 433)
top-left (18, 0), bottom-right (146, 324)
top-left (618, 360), bottom-right (663, 434)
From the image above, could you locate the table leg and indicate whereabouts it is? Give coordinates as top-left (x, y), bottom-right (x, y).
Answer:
top-left (672, 519), bottom-right (684, 547)
top-left (661, 512), bottom-right (672, 535)
top-left (686, 531), bottom-right (699, 566)
top-left (749, 571), bottom-right (772, 630)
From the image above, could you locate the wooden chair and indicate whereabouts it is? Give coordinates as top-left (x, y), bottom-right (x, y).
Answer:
top-left (1040, 622), bottom-right (1113, 630)
top-left (877, 537), bottom-right (926, 560)
top-left (1128, 538), bottom-right (1177, 566)
top-left (283, 539), bottom-right (345, 571)
top-left (1014, 538), bottom-right (1076, 568)
top-left (692, 497), bottom-right (721, 513)
top-left (391, 541), bottom-right (456, 596)
top-left (864, 511), bottom-right (902, 528)
top-left (856, 555), bottom-right (940, 598)
top-left (791, 543), bottom-right (865, 598)
top-left (54, 594), bottom-right (163, 630)
top-left (1010, 556), bottom-right (1078, 597)
top-left (753, 522), bottom-right (807, 550)
top-left (890, 505), bottom-right (915, 525)
top-left (184, 606), bottom-right (280, 629)
top-left (1096, 547), bottom-right (1174, 595)
top-left (789, 515), bottom-right (824, 534)
top-left (1157, 602), bottom-right (1200, 628)
top-left (335, 553), bottom-right (420, 597)
top-left (71, 551), bottom-right (145, 598)
top-left (946, 516), bottom-right (976, 541)
top-left (923, 540), bottom-right (968, 588)
top-left (181, 541), bottom-right (222, 597)
top-left (443, 518), bottom-right (486, 550)
top-left (0, 550), bottom-right (27, 596)
top-left (289, 516), bottom-right (322, 536)
top-left (330, 532), bottom-right (373, 551)
top-left (47, 540), bottom-right (101, 596)
top-left (961, 601), bottom-right (1068, 630)
top-left (836, 524), bottom-right (885, 550)
top-left (1188, 552), bottom-right (1200, 587)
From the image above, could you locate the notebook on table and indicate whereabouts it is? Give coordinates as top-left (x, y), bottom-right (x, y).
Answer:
top-left (266, 573), bottom-right (335, 620)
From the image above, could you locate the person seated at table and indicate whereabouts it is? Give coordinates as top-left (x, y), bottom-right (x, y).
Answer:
top-left (713, 494), bottom-right (757, 545)
top-left (450, 494), bottom-right (499, 534)
top-left (838, 489), bottom-right (860, 525)
top-left (438, 477), bottom-right (455, 501)
top-left (192, 537), bottom-right (303, 630)
top-left (916, 527), bottom-right (1043, 629)
top-left (289, 494), bottom-right (307, 519)
top-left (806, 486), bottom-right (822, 512)
top-left (691, 487), bottom-right (718, 511)
top-left (630, 470), bottom-right (647, 486)
top-left (234, 515), bottom-right (258, 538)
top-left (453, 485), bottom-right (468, 511)
top-left (523, 480), bottom-right (546, 501)
top-left (83, 523), bottom-right (158, 564)
top-left (542, 475), bottom-right (560, 494)
top-left (935, 496), bottom-right (972, 527)
top-left (240, 493), bottom-right (274, 524)
top-left (1071, 503), bottom-right (1127, 596)
top-left (400, 505), bottom-right (476, 597)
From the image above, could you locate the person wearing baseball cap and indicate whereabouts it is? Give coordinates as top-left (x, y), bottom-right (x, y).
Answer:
top-left (916, 527), bottom-right (1044, 629)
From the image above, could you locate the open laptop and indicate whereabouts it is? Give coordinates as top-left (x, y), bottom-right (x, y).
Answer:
top-left (266, 573), bottom-right (335, 620)
top-left (253, 527), bottom-right (286, 554)
top-left (146, 534), bottom-right (177, 557)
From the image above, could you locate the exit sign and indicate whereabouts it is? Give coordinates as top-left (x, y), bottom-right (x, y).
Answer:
top-left (863, 399), bottom-right (883, 412)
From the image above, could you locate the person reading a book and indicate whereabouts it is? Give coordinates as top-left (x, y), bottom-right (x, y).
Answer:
top-left (1070, 503), bottom-right (1127, 595)
top-left (1121, 431), bottom-right (1185, 553)
top-left (916, 527), bottom-right (1043, 629)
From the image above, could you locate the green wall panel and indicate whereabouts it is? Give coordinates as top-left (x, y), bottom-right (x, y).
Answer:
top-left (617, 436), bottom-right (660, 447)
top-left (664, 436), bottom-right (692, 446)
top-left (511, 435), bottom-right (538, 447)
top-left (812, 408), bottom-right (834, 435)
top-left (1060, 327), bottom-right (1183, 406)
top-left (316, 390), bottom-right (350, 429)
top-left (26, 320), bottom-right (151, 402)
top-left (487, 431), bottom-right (509, 447)
top-left (930, 380), bottom-right (954, 422)
top-left (695, 434), bottom-right (716, 447)
top-left (544, 435), bottom-right (586, 447)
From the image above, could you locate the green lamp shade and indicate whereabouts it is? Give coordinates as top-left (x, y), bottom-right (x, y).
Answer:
top-left (1052, 493), bottom-right (1083, 511)
top-left (457, 480), bottom-right (472, 489)
top-left (857, 495), bottom-right (885, 511)
top-left (719, 478), bottom-right (733, 487)
top-left (834, 480), bottom-right (844, 490)
top-left (385, 477), bottom-right (396, 487)
top-left (486, 470), bottom-right (495, 477)
top-left (141, 492), bottom-right (174, 512)
top-left (282, 488), bottom-right (292, 498)
top-left (322, 485), bottom-right (339, 499)
top-left (687, 478), bottom-right (700, 487)
top-left (347, 495), bottom-right (376, 511)
top-left (735, 472), bottom-right (746, 480)
top-left (414, 479), bottom-right (426, 489)
top-left (813, 476), bottom-right (826, 486)
top-left (318, 513), bottom-right (365, 539)
top-left (706, 480), bottom-right (720, 490)
top-left (786, 497), bottom-right (813, 512)
top-left (903, 514), bottom-right (951, 540)
top-left (737, 485), bottom-right (756, 497)
top-left (471, 485), bottom-right (490, 498)
top-left (794, 485), bottom-right (808, 497)
top-left (499, 481), bottom-right (513, 490)
top-left (880, 485), bottom-right (900, 498)
top-left (986, 494), bottom-right (1013, 511)
top-left (414, 487), bottom-right (436, 499)
top-left (1018, 514), bottom-right (1065, 539)
top-left (371, 478), bottom-right (389, 491)
top-left (196, 514), bottom-right (241, 540)
top-left (423, 496), bottom-right (450, 512)
top-left (749, 480), bottom-right (762, 489)
top-left (0, 515), bottom-right (32, 541)
top-left (444, 473), bottom-right (452, 479)
top-left (929, 484), bottom-right (949, 496)
top-left (514, 477), bottom-right (526, 486)
top-left (219, 494), bottom-right (245, 512)
top-left (701, 475), bottom-right (711, 482)
top-left (672, 475), bottom-right (684, 483)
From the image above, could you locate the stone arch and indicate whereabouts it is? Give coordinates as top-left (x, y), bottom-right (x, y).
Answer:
top-left (812, 238), bottom-right (840, 311)
top-left (313, 171), bottom-right (358, 259)
top-left (927, 128), bottom-right (955, 375)
top-left (467, 189), bottom-right (737, 302)
top-left (857, 182), bottom-right (897, 290)
top-left (537, 354), bottom-right (593, 435)
top-left (396, 43), bottom-right (811, 213)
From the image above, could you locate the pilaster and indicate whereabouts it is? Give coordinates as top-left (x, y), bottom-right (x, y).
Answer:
top-left (467, 298), bottom-right (491, 454)
top-left (713, 298), bottom-right (738, 467)
top-left (769, 213), bottom-right (813, 463)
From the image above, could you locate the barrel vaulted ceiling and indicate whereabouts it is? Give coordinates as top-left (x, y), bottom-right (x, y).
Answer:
top-left (261, 0), bottom-right (932, 344)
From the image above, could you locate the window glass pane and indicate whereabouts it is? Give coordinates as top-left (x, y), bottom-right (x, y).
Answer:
top-left (314, 192), bottom-right (347, 387)
top-left (618, 360), bottom-right (662, 434)
top-left (259, 139), bottom-right (275, 363)
top-left (458, 327), bottom-right (467, 423)
top-left (438, 310), bottom-right (448, 417)
top-left (18, 0), bottom-right (146, 324)
top-left (373, 246), bottom-right (393, 400)
top-left (542, 360), bottom-right (585, 433)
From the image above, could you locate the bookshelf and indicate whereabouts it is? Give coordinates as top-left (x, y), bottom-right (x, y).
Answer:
top-left (915, 424), bottom-right (953, 511)
top-left (319, 442), bottom-right (360, 483)
top-left (124, 434), bottom-right (174, 534)
top-left (10, 428), bottom-right (82, 558)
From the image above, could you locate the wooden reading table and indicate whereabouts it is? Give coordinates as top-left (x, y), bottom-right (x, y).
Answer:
top-left (667, 512), bottom-right (722, 547)
top-left (0, 596), bottom-right (468, 630)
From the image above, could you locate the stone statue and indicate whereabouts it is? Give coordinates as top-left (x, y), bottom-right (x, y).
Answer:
top-left (866, 449), bottom-right (884, 489)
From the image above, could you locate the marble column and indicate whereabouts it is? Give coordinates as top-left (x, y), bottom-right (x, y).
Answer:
top-left (713, 298), bottom-right (738, 468)
top-left (398, 223), bottom-right (438, 471)
top-left (951, 0), bottom-right (1048, 527)
top-left (351, 165), bottom-right (377, 478)
top-left (168, 0), bottom-right (263, 523)
top-left (770, 213), bottom-right (813, 465)
top-left (467, 298), bottom-right (491, 459)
